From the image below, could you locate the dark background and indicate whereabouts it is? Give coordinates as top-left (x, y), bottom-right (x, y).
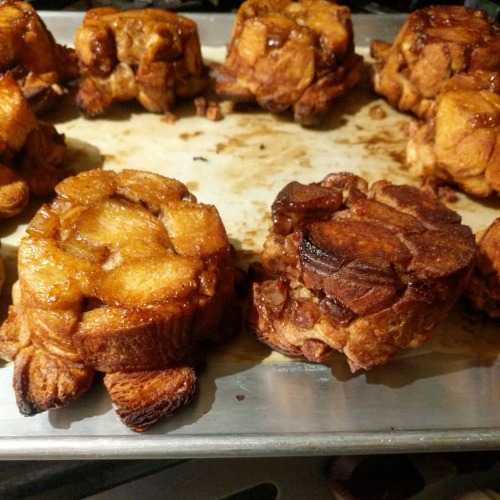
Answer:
top-left (29, 0), bottom-right (500, 16)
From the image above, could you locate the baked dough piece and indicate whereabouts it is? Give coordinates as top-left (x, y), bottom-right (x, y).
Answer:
top-left (211, 0), bottom-right (363, 126)
top-left (370, 6), bottom-right (500, 198)
top-left (370, 5), bottom-right (499, 120)
top-left (103, 365), bottom-right (196, 433)
top-left (74, 7), bottom-right (208, 117)
top-left (0, 242), bottom-right (4, 294)
top-left (248, 173), bottom-right (476, 372)
top-left (0, 0), bottom-right (78, 114)
top-left (466, 218), bottom-right (500, 318)
top-left (407, 72), bottom-right (500, 198)
top-left (0, 75), bottom-right (66, 218)
top-left (0, 169), bottom-right (239, 431)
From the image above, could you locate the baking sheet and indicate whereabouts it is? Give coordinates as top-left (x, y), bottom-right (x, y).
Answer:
top-left (0, 12), bottom-right (499, 459)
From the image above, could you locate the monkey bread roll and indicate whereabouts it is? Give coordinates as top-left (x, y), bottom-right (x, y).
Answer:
top-left (247, 173), bottom-right (476, 372)
top-left (370, 6), bottom-right (500, 198)
top-left (0, 75), bottom-right (66, 218)
top-left (74, 7), bottom-right (208, 118)
top-left (406, 71), bottom-right (500, 198)
top-left (466, 218), bottom-right (500, 318)
top-left (0, 0), bottom-right (78, 114)
top-left (370, 5), bottom-right (500, 120)
top-left (0, 241), bottom-right (4, 293)
top-left (0, 169), bottom-right (239, 432)
top-left (211, 0), bottom-right (363, 126)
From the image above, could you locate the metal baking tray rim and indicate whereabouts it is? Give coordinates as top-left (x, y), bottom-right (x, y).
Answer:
top-left (1, 430), bottom-right (500, 460)
top-left (0, 11), bottom-right (498, 460)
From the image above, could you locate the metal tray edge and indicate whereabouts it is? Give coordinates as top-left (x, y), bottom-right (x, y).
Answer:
top-left (1, 430), bottom-right (499, 460)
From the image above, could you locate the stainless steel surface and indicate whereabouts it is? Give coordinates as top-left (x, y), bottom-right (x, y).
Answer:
top-left (0, 12), bottom-right (498, 459)
top-left (1, 354), bottom-right (499, 458)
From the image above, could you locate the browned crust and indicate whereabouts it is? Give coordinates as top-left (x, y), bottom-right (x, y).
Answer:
top-left (0, 165), bottom-right (29, 218)
top-left (73, 302), bottom-right (198, 372)
top-left (13, 346), bottom-right (95, 416)
top-left (466, 218), bottom-right (500, 317)
top-left (104, 365), bottom-right (197, 432)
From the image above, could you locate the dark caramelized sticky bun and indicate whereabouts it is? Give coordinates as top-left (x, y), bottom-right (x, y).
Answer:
top-left (248, 172), bottom-right (476, 371)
